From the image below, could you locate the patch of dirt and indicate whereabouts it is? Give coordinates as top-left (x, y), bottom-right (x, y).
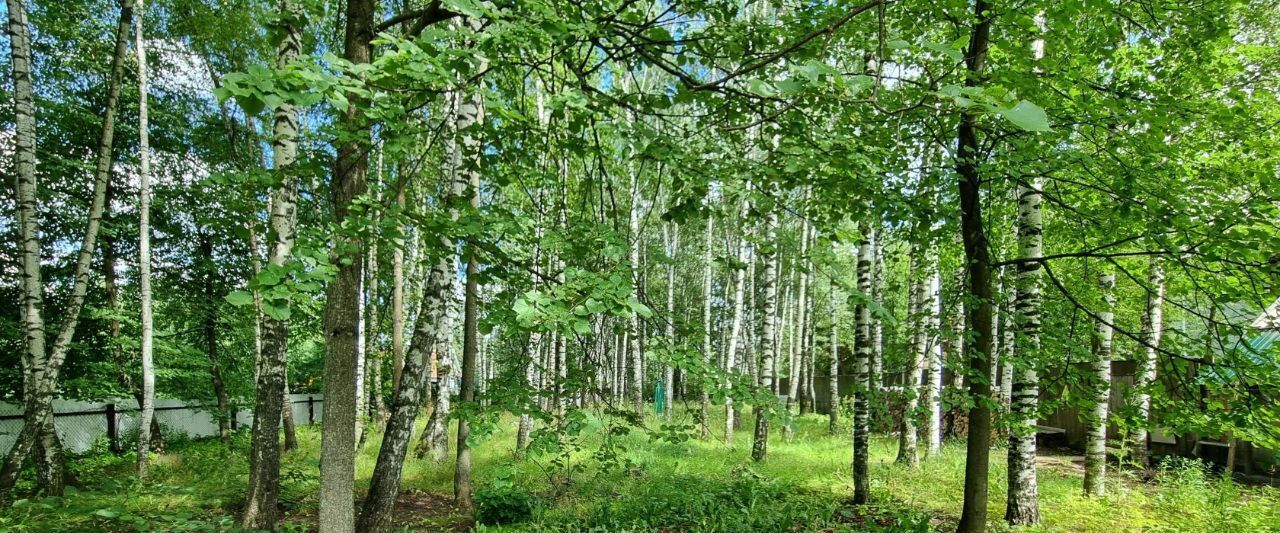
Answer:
top-left (281, 490), bottom-right (473, 532)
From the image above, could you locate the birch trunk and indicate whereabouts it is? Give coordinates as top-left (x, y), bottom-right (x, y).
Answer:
top-left (391, 186), bottom-right (406, 396)
top-left (852, 223), bottom-right (875, 504)
top-left (0, 0), bottom-right (128, 494)
top-left (785, 221), bottom-right (810, 439)
top-left (827, 293), bottom-right (840, 435)
top-left (453, 51), bottom-right (487, 506)
top-left (751, 208), bottom-right (779, 461)
top-left (1084, 271), bottom-right (1116, 497)
top-left (897, 270), bottom-right (924, 467)
top-left (724, 212), bottom-right (749, 446)
top-left (1131, 256), bottom-right (1164, 467)
top-left (417, 90), bottom-right (468, 462)
top-left (242, 1), bottom-right (302, 526)
top-left (924, 271), bottom-right (943, 457)
top-left (358, 230), bottom-right (459, 531)
top-left (1005, 176), bottom-right (1043, 525)
top-left (135, 0), bottom-right (156, 478)
top-left (700, 217), bottom-right (714, 439)
top-left (870, 242), bottom-right (884, 397)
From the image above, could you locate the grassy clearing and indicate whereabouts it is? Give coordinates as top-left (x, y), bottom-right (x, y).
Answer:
top-left (1, 408), bottom-right (1276, 532)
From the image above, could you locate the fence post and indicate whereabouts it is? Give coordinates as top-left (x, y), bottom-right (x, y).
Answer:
top-left (106, 403), bottom-right (120, 454)
top-left (307, 396), bottom-right (314, 425)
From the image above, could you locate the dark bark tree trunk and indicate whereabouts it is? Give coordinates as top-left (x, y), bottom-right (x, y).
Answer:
top-left (955, 3), bottom-right (996, 529)
top-left (200, 233), bottom-right (231, 442)
top-left (318, 0), bottom-right (372, 529)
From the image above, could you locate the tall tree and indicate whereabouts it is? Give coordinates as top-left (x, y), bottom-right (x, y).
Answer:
top-left (318, 0), bottom-right (373, 529)
top-left (852, 223), bottom-right (875, 504)
top-left (700, 216), bottom-right (714, 439)
top-left (1131, 256), bottom-right (1165, 467)
top-left (751, 207), bottom-right (780, 461)
top-left (1005, 175), bottom-right (1044, 525)
top-left (924, 270), bottom-right (943, 457)
top-left (453, 38), bottom-right (487, 505)
top-left (241, 1), bottom-right (303, 526)
top-left (954, 1), bottom-right (998, 529)
top-left (134, 0), bottom-right (156, 479)
top-left (897, 267), bottom-right (924, 467)
top-left (1084, 270), bottom-right (1116, 497)
top-left (0, 0), bottom-right (131, 496)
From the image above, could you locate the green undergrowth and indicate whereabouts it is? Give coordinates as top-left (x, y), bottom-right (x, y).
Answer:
top-left (0, 409), bottom-right (1276, 532)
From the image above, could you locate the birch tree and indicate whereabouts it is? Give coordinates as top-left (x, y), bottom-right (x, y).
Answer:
top-left (751, 207), bottom-right (780, 461)
top-left (1083, 270), bottom-right (1116, 497)
top-left (241, 1), bottom-right (303, 525)
top-left (852, 223), bottom-right (874, 504)
top-left (1131, 256), bottom-right (1165, 467)
top-left (1005, 175), bottom-right (1044, 525)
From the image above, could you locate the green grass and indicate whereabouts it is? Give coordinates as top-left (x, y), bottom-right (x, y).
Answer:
top-left (1, 408), bottom-right (1277, 532)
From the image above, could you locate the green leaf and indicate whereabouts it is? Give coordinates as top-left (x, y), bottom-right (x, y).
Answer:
top-left (93, 508), bottom-right (120, 519)
top-left (225, 291), bottom-right (255, 306)
top-left (627, 296), bottom-right (653, 318)
top-left (747, 79), bottom-right (776, 98)
top-left (1000, 100), bottom-right (1051, 132)
top-left (263, 302), bottom-right (292, 321)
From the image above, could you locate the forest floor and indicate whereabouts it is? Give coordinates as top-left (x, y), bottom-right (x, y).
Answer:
top-left (1, 409), bottom-right (1277, 532)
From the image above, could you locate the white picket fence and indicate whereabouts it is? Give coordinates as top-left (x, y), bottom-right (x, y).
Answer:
top-left (0, 394), bottom-right (323, 455)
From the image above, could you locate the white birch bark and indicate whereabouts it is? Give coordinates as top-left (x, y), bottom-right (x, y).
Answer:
top-left (751, 207), bottom-right (779, 461)
top-left (1131, 256), bottom-right (1164, 467)
top-left (135, 0), bottom-right (156, 478)
top-left (1084, 271), bottom-right (1116, 497)
top-left (1005, 176), bottom-right (1043, 524)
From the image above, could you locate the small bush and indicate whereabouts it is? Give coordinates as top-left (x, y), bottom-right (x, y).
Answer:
top-left (474, 483), bottom-right (535, 526)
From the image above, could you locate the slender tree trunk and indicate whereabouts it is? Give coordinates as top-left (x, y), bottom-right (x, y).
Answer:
top-left (627, 169), bottom-right (645, 416)
top-left (724, 211), bottom-right (749, 447)
top-left (924, 271), bottom-right (943, 457)
top-left (357, 222), bottom-right (459, 531)
top-left (870, 242), bottom-right (884, 398)
top-left (998, 267), bottom-right (1016, 412)
top-left (897, 270), bottom-right (924, 467)
top-left (1005, 176), bottom-right (1043, 525)
top-left (852, 223), bottom-right (875, 504)
top-left (664, 223), bottom-right (679, 418)
top-left (1084, 271), bottom-right (1116, 497)
top-left (453, 51), bottom-right (487, 506)
top-left (354, 274), bottom-right (367, 445)
top-left (700, 217), bottom-right (714, 439)
top-left (955, 2), bottom-right (997, 529)
top-left (785, 221), bottom-right (810, 439)
top-left (241, 1), bottom-right (302, 526)
top-left (391, 187), bottom-right (407, 397)
top-left (201, 234), bottom-right (231, 442)
top-left (282, 369), bottom-right (298, 450)
top-left (135, 0), bottom-right (156, 478)
top-left (828, 292), bottom-right (840, 435)
top-left (0, 0), bottom-right (128, 494)
top-left (751, 209), bottom-right (779, 461)
top-left (363, 206), bottom-right (384, 426)
top-left (318, 0), bottom-right (372, 529)
top-left (1131, 256), bottom-right (1164, 468)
